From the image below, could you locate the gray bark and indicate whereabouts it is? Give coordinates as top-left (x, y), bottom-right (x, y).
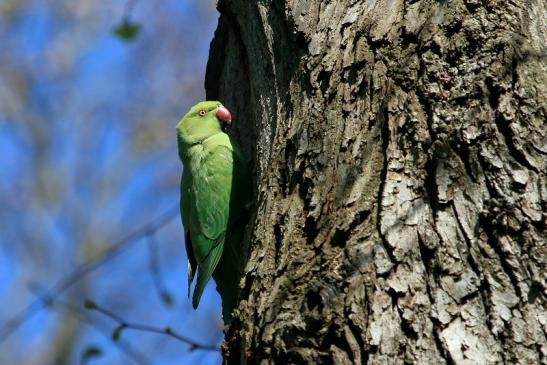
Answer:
top-left (205, 0), bottom-right (546, 364)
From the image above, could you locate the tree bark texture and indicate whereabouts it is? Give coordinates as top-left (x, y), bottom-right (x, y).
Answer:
top-left (205, 0), bottom-right (546, 364)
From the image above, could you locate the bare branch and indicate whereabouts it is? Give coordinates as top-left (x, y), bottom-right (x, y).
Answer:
top-left (0, 205), bottom-right (179, 343)
top-left (84, 300), bottom-right (221, 352)
top-left (52, 300), bottom-right (151, 365)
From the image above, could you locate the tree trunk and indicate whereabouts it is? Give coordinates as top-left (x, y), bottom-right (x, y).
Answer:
top-left (205, 0), bottom-right (546, 364)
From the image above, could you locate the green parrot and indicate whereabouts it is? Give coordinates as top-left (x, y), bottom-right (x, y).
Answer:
top-left (176, 100), bottom-right (249, 322)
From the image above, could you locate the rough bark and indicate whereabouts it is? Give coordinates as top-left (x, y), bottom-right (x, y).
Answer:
top-left (205, 0), bottom-right (546, 364)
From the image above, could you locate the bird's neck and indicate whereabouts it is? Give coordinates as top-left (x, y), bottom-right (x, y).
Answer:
top-left (177, 132), bottom-right (228, 161)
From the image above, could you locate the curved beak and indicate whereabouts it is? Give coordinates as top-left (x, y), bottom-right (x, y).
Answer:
top-left (216, 105), bottom-right (232, 124)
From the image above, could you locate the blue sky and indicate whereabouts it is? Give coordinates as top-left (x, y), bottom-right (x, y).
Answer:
top-left (0, 1), bottom-right (224, 364)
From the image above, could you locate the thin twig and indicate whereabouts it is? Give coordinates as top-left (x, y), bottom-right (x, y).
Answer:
top-left (51, 300), bottom-right (151, 365)
top-left (147, 233), bottom-right (173, 306)
top-left (0, 205), bottom-right (179, 343)
top-left (122, 0), bottom-right (139, 21)
top-left (86, 300), bottom-right (220, 352)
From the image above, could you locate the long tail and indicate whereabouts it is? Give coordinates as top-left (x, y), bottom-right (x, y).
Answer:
top-left (192, 242), bottom-right (224, 309)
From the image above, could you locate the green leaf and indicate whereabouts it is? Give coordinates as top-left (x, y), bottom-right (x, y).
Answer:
top-left (112, 324), bottom-right (125, 342)
top-left (113, 20), bottom-right (140, 41)
top-left (81, 345), bottom-right (103, 364)
top-left (83, 299), bottom-right (97, 310)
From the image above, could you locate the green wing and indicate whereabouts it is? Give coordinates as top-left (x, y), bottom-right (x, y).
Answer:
top-left (211, 141), bottom-right (251, 321)
top-left (182, 139), bottom-right (233, 308)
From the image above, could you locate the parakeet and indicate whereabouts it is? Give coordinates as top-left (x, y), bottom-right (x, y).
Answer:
top-left (176, 101), bottom-right (249, 322)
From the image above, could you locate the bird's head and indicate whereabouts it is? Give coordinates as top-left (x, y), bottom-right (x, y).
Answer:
top-left (176, 101), bottom-right (232, 145)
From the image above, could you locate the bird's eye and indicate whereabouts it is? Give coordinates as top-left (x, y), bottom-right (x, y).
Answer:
top-left (198, 109), bottom-right (207, 117)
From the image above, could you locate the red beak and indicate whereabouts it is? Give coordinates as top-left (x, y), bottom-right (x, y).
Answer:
top-left (216, 105), bottom-right (232, 124)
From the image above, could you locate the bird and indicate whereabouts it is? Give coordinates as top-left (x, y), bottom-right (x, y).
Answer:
top-left (176, 101), bottom-right (249, 322)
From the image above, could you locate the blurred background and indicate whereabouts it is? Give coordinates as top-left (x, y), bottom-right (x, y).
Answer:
top-left (0, 0), bottom-right (223, 364)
